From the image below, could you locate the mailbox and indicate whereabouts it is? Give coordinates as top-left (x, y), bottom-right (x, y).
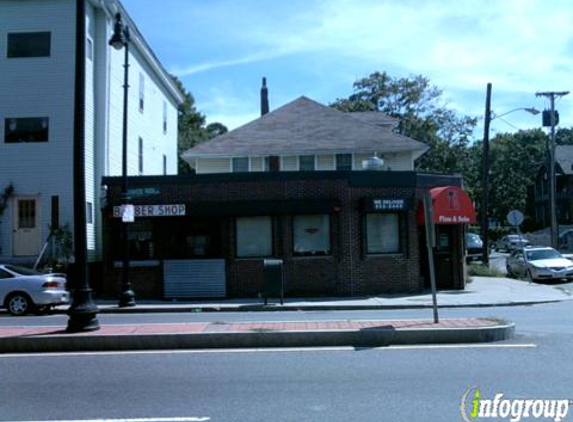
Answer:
top-left (263, 258), bottom-right (284, 305)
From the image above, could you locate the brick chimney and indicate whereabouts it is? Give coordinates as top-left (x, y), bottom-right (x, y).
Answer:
top-left (260, 77), bottom-right (269, 116)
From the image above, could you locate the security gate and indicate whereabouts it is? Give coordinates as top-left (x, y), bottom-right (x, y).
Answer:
top-left (163, 259), bottom-right (226, 298)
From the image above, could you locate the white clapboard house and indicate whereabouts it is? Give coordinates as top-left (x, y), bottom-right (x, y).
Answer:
top-left (0, 0), bottom-right (183, 264)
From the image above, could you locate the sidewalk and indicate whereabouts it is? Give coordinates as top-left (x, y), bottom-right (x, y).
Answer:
top-left (0, 318), bottom-right (514, 353)
top-left (93, 276), bottom-right (572, 313)
top-left (0, 277), bottom-right (569, 353)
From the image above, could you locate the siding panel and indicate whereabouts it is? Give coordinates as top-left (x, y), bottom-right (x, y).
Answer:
top-left (197, 158), bottom-right (231, 174)
top-left (0, 0), bottom-right (76, 258)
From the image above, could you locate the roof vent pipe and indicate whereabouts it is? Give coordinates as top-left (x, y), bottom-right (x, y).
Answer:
top-left (261, 77), bottom-right (269, 116)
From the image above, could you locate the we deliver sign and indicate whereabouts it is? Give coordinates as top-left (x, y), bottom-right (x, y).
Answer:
top-left (113, 204), bottom-right (186, 218)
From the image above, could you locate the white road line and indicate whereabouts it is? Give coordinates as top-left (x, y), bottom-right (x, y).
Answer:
top-left (2, 418), bottom-right (210, 422)
top-left (0, 343), bottom-right (536, 358)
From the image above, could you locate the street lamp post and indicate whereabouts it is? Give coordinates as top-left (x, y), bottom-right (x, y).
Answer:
top-left (480, 83), bottom-right (540, 265)
top-left (109, 13), bottom-right (136, 307)
top-left (67, 0), bottom-right (99, 332)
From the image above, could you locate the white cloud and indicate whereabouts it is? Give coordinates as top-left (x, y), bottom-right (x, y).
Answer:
top-left (151, 0), bottom-right (573, 132)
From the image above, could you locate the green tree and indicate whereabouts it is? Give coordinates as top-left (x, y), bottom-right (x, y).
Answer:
top-left (486, 129), bottom-right (547, 225)
top-left (331, 71), bottom-right (476, 175)
top-left (556, 127), bottom-right (573, 145)
top-left (171, 76), bottom-right (228, 173)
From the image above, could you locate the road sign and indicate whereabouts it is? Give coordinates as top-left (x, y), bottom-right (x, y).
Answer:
top-left (507, 210), bottom-right (524, 226)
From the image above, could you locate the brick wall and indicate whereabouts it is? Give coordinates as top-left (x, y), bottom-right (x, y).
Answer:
top-left (101, 172), bottom-right (464, 298)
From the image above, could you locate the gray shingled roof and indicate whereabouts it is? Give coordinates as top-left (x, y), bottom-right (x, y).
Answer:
top-left (556, 145), bottom-right (573, 174)
top-left (348, 111), bottom-right (399, 128)
top-left (182, 96), bottom-right (428, 159)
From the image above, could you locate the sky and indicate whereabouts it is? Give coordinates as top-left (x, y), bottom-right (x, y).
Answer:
top-left (120, 0), bottom-right (573, 139)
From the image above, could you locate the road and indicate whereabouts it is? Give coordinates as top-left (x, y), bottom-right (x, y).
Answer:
top-left (1, 300), bottom-right (573, 422)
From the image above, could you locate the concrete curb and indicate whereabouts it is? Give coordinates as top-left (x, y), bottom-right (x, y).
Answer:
top-left (0, 323), bottom-right (515, 353)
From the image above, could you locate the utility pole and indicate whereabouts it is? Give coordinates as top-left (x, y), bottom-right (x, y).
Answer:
top-left (535, 91), bottom-right (569, 249)
top-left (481, 83), bottom-right (492, 265)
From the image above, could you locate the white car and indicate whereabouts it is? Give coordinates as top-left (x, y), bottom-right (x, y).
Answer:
top-left (506, 247), bottom-right (573, 282)
top-left (0, 264), bottom-right (69, 316)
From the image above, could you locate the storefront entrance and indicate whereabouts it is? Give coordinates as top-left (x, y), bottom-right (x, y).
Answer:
top-left (434, 225), bottom-right (456, 289)
top-left (418, 186), bottom-right (477, 290)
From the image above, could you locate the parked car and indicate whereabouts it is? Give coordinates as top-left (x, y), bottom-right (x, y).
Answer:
top-left (0, 264), bottom-right (69, 316)
top-left (465, 233), bottom-right (484, 263)
top-left (506, 246), bottom-right (573, 282)
top-left (495, 234), bottom-right (530, 252)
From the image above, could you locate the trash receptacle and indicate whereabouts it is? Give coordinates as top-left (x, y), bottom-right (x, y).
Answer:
top-left (263, 258), bottom-right (283, 305)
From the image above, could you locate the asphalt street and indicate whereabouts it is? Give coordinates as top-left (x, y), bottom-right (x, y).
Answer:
top-left (1, 300), bottom-right (572, 422)
top-left (0, 332), bottom-right (568, 422)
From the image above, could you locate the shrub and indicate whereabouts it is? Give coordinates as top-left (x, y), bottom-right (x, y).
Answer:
top-left (467, 263), bottom-right (504, 278)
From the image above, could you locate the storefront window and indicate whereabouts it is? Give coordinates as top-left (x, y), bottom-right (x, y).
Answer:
top-left (366, 213), bottom-right (400, 254)
top-left (236, 216), bottom-right (272, 257)
top-left (128, 220), bottom-right (154, 260)
top-left (293, 214), bottom-right (330, 256)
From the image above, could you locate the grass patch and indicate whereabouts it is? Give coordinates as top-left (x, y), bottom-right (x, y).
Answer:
top-left (467, 263), bottom-right (504, 278)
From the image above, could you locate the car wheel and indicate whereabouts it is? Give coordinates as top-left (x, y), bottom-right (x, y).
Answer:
top-left (506, 265), bottom-right (514, 277)
top-left (527, 270), bottom-right (536, 283)
top-left (6, 293), bottom-right (34, 316)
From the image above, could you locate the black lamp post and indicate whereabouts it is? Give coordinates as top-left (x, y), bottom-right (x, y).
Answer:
top-left (110, 12), bottom-right (136, 307)
top-left (67, 0), bottom-right (99, 332)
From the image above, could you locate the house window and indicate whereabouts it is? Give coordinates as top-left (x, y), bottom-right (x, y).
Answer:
top-left (236, 216), bottom-right (272, 257)
top-left (138, 137), bottom-right (143, 175)
top-left (139, 73), bottom-right (145, 112)
top-left (293, 214), bottom-right (330, 256)
top-left (365, 213), bottom-right (401, 254)
top-left (163, 101), bottom-right (167, 133)
top-left (232, 157), bottom-right (249, 173)
top-left (86, 202), bottom-right (93, 224)
top-left (163, 155), bottom-right (167, 175)
top-left (4, 117), bottom-right (49, 143)
top-left (7, 32), bottom-right (51, 58)
top-left (86, 37), bottom-right (93, 60)
top-left (299, 155), bottom-right (315, 171)
top-left (18, 199), bottom-right (36, 229)
top-left (336, 154), bottom-right (352, 170)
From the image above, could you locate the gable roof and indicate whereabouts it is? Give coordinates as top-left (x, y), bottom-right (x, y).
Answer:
top-left (348, 111), bottom-right (399, 128)
top-left (183, 96), bottom-right (428, 160)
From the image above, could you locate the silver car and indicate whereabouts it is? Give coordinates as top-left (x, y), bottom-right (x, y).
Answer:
top-left (0, 264), bottom-right (69, 316)
top-left (495, 234), bottom-right (530, 252)
top-left (506, 247), bottom-right (573, 282)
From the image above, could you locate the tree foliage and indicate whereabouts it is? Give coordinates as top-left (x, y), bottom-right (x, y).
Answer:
top-left (487, 130), bottom-right (547, 225)
top-left (171, 76), bottom-right (228, 173)
top-left (331, 71), bottom-right (477, 175)
top-left (329, 71), bottom-right (573, 229)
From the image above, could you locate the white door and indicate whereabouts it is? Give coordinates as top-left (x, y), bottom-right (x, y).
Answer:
top-left (13, 197), bottom-right (41, 256)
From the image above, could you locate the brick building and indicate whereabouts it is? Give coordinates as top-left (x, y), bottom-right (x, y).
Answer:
top-left (100, 91), bottom-right (476, 299)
